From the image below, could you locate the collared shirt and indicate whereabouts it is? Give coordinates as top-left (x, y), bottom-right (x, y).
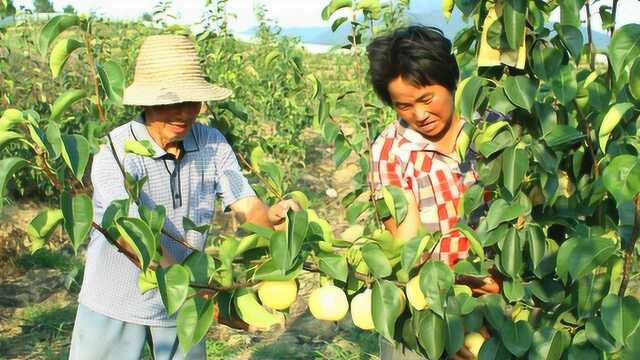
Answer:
top-left (79, 115), bottom-right (255, 327)
top-left (370, 118), bottom-right (480, 266)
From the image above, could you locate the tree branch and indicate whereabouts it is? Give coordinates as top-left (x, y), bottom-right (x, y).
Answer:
top-left (585, 1), bottom-right (595, 71)
top-left (83, 31), bottom-right (106, 123)
top-left (573, 99), bottom-right (600, 177)
top-left (618, 194), bottom-right (640, 297)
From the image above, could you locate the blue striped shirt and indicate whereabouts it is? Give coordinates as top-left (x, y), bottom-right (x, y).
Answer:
top-left (78, 115), bottom-right (255, 326)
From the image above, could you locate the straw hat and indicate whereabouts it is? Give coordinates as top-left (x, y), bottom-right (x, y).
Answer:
top-left (123, 35), bottom-right (232, 106)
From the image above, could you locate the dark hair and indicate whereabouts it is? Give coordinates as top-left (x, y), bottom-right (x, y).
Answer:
top-left (366, 26), bottom-right (459, 105)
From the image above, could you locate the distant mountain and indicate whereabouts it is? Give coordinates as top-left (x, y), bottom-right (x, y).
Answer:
top-left (243, 4), bottom-right (610, 50)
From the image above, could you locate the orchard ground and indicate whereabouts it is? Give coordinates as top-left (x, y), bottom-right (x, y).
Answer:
top-left (0, 127), bottom-right (382, 360)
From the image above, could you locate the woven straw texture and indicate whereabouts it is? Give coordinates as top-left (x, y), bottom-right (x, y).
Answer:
top-left (123, 35), bottom-right (231, 106)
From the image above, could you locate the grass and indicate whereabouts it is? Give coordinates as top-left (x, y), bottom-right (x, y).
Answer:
top-left (0, 302), bottom-right (76, 359)
top-left (15, 248), bottom-right (80, 272)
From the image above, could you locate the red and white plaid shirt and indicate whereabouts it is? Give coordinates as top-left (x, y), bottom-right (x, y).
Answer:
top-left (370, 118), bottom-right (480, 267)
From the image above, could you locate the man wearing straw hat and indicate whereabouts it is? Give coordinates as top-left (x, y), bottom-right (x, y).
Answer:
top-left (68, 34), bottom-right (298, 359)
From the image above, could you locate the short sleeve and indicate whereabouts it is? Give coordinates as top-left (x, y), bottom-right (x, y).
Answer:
top-left (211, 131), bottom-right (256, 209)
top-left (369, 135), bottom-right (410, 200)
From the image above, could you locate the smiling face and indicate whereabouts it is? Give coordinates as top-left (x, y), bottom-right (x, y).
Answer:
top-left (387, 76), bottom-right (458, 143)
top-left (143, 101), bottom-right (201, 148)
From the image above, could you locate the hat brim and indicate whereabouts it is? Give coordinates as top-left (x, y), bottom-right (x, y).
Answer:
top-left (122, 82), bottom-right (232, 106)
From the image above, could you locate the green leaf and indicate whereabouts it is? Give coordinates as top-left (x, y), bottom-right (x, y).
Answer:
top-left (182, 251), bottom-right (215, 284)
top-left (504, 75), bottom-right (537, 111)
top-left (479, 337), bottom-right (512, 359)
top-left (503, 278), bottom-right (525, 301)
top-left (61, 134), bottom-right (90, 182)
top-left (287, 209), bottom-right (308, 267)
top-left (485, 199), bottom-right (522, 231)
top-left (543, 125), bottom-right (584, 148)
top-left (253, 257), bottom-right (304, 281)
top-left (502, 146), bottom-right (529, 196)
top-left (287, 191), bottom-right (309, 210)
top-left (49, 38), bottom-right (83, 78)
top-left (488, 87), bottom-right (517, 114)
top-left (361, 243), bottom-right (392, 278)
top-left (45, 122), bottom-right (62, 160)
top-left (598, 103), bottom-right (634, 152)
top-left (333, 135), bottom-right (351, 167)
top-left (550, 63), bottom-right (578, 106)
top-left (26, 208), bottom-right (64, 251)
top-left (601, 294), bottom-right (640, 346)
top-left (501, 227), bottom-right (522, 278)
top-left (526, 224), bottom-right (546, 271)
top-left (602, 155), bottom-right (640, 203)
top-left (445, 312), bottom-right (464, 355)
top-left (459, 183), bottom-right (484, 218)
top-left (38, 14), bottom-right (79, 55)
top-left (98, 60), bottom-right (125, 104)
top-left (382, 185), bottom-right (408, 225)
top-left (317, 251), bottom-right (348, 282)
top-left (629, 58), bottom-right (640, 100)
top-left (138, 205), bottom-right (165, 238)
top-left (218, 101), bottom-right (248, 122)
top-left (567, 330), bottom-right (603, 360)
top-left (578, 272), bottom-right (610, 320)
top-left (124, 139), bottom-right (155, 157)
top-left (321, 0), bottom-right (352, 21)
top-left (530, 277), bottom-right (566, 304)
top-left (0, 157), bottom-right (28, 207)
top-left (456, 75), bottom-right (483, 122)
top-left (240, 223), bottom-right (274, 240)
top-left (503, 0), bottom-right (527, 50)
top-left (177, 294), bottom-right (215, 354)
top-left (528, 327), bottom-right (570, 360)
top-left (502, 320), bottom-right (533, 357)
top-left (183, 216), bottom-right (209, 235)
top-left (371, 280), bottom-right (404, 342)
top-left (116, 217), bottom-right (156, 270)
top-left (331, 16), bottom-right (348, 32)
top-left (418, 310), bottom-right (445, 360)
top-left (530, 42), bottom-right (563, 82)
top-left (559, 0), bottom-right (580, 28)
top-left (60, 192), bottom-right (92, 254)
top-left (568, 235), bottom-right (616, 281)
top-left (609, 24), bottom-right (640, 78)
top-left (451, 223), bottom-right (484, 261)
top-left (481, 294), bottom-right (507, 330)
top-left (269, 231), bottom-right (289, 274)
top-left (400, 233), bottom-right (430, 273)
top-left (0, 109), bottom-right (25, 131)
top-left (555, 24), bottom-right (583, 61)
top-left (586, 317), bottom-right (620, 352)
top-left (49, 89), bottom-right (86, 122)
top-left (0, 131), bottom-right (24, 151)
top-left (419, 260), bottom-right (454, 317)
top-left (156, 264), bottom-right (190, 316)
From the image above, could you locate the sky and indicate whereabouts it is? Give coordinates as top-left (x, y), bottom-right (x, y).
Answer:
top-left (11, 0), bottom-right (639, 35)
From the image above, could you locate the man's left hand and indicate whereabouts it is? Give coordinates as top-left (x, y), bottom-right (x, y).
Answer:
top-left (267, 199), bottom-right (301, 228)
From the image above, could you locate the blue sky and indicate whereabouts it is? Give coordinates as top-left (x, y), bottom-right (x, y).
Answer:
top-left (11, 0), bottom-right (638, 34)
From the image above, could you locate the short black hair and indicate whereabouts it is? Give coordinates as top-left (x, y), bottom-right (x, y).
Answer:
top-left (366, 26), bottom-right (459, 106)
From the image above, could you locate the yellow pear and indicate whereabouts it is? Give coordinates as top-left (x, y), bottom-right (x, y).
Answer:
top-left (350, 289), bottom-right (375, 330)
top-left (464, 332), bottom-right (486, 358)
top-left (308, 285), bottom-right (349, 321)
top-left (257, 279), bottom-right (298, 310)
top-left (406, 275), bottom-right (428, 310)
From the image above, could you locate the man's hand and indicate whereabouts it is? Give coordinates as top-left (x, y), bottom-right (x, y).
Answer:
top-left (456, 268), bottom-right (502, 296)
top-left (452, 326), bottom-right (491, 360)
top-left (267, 199), bottom-right (301, 229)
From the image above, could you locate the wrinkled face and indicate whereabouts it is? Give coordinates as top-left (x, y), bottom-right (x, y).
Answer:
top-left (144, 101), bottom-right (201, 144)
top-left (387, 76), bottom-right (456, 141)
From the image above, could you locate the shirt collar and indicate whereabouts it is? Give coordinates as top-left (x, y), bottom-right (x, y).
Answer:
top-left (131, 113), bottom-right (199, 159)
top-left (396, 117), bottom-right (465, 156)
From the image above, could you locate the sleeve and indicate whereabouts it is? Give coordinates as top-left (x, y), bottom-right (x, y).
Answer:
top-left (91, 144), bottom-right (141, 225)
top-left (211, 130), bottom-right (256, 210)
top-left (369, 136), bottom-right (410, 200)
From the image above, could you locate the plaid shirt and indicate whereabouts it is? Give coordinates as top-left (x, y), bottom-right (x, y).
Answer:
top-left (370, 118), bottom-right (479, 266)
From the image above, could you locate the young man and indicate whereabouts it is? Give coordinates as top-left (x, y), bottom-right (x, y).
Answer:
top-left (69, 35), bottom-right (298, 359)
top-left (367, 26), bottom-right (498, 360)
